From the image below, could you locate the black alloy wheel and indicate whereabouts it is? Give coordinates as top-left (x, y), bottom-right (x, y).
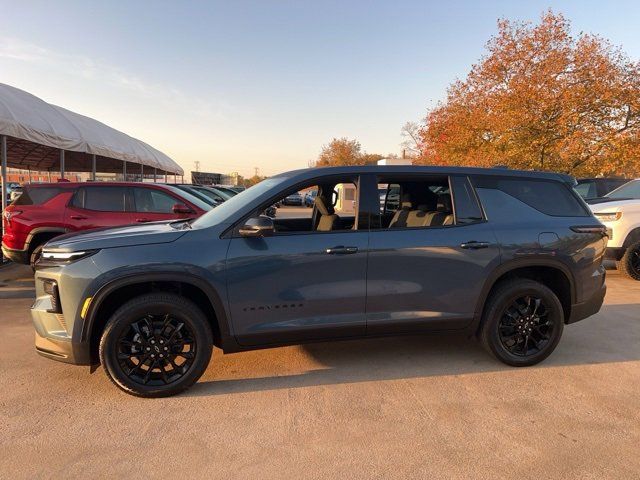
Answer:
top-left (497, 295), bottom-right (555, 357)
top-left (480, 279), bottom-right (564, 366)
top-left (116, 314), bottom-right (197, 387)
top-left (100, 293), bottom-right (213, 397)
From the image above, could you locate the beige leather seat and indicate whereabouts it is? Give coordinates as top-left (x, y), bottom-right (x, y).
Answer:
top-left (388, 194), bottom-right (412, 228)
top-left (314, 196), bottom-right (338, 231)
top-left (427, 194), bottom-right (454, 226)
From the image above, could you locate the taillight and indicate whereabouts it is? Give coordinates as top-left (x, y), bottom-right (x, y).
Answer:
top-left (3, 209), bottom-right (22, 226)
top-left (571, 225), bottom-right (608, 236)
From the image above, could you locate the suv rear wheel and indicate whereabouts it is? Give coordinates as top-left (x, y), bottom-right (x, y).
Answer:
top-left (480, 279), bottom-right (564, 366)
top-left (616, 241), bottom-right (640, 281)
top-left (99, 293), bottom-right (213, 397)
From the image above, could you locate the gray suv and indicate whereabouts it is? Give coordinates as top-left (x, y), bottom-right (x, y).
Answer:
top-left (32, 166), bottom-right (607, 397)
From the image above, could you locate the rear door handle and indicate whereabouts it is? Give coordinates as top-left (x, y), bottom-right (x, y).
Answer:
top-left (136, 218), bottom-right (151, 223)
top-left (70, 215), bottom-right (88, 220)
top-left (325, 246), bottom-right (358, 255)
top-left (460, 241), bottom-right (490, 250)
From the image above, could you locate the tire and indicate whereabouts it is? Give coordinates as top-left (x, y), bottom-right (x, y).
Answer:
top-left (99, 293), bottom-right (213, 398)
top-left (480, 279), bottom-right (564, 367)
top-left (30, 243), bottom-right (44, 271)
top-left (616, 241), bottom-right (640, 281)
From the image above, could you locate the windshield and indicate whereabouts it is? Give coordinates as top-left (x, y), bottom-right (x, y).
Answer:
top-left (164, 185), bottom-right (213, 211)
top-left (191, 177), bottom-right (286, 228)
top-left (606, 179), bottom-right (640, 199)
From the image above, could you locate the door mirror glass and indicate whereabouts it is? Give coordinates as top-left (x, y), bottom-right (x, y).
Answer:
top-left (239, 215), bottom-right (274, 237)
top-left (172, 203), bottom-right (193, 214)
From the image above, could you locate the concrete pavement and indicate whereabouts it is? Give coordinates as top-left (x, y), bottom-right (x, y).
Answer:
top-left (0, 264), bottom-right (638, 479)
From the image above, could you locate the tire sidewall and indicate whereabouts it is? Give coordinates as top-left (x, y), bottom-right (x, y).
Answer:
top-left (483, 282), bottom-right (564, 366)
top-left (100, 294), bottom-right (213, 397)
top-left (618, 242), bottom-right (640, 280)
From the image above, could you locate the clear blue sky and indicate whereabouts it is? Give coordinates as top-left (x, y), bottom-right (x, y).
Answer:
top-left (1, 0), bottom-right (639, 177)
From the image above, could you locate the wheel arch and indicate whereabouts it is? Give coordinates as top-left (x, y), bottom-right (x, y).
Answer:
top-left (25, 227), bottom-right (67, 254)
top-left (473, 259), bottom-right (575, 335)
top-left (82, 272), bottom-right (233, 364)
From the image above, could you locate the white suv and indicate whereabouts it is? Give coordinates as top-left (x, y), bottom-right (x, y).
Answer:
top-left (589, 179), bottom-right (640, 280)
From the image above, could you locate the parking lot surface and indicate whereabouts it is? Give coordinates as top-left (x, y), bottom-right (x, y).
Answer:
top-left (0, 263), bottom-right (638, 479)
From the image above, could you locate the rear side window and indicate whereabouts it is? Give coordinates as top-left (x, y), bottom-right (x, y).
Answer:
top-left (450, 176), bottom-right (484, 224)
top-left (473, 176), bottom-right (588, 217)
top-left (72, 187), bottom-right (127, 212)
top-left (133, 188), bottom-right (178, 213)
top-left (13, 187), bottom-right (64, 205)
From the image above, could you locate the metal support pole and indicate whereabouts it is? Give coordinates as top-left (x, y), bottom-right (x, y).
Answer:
top-left (181, 175), bottom-right (184, 183)
top-left (91, 154), bottom-right (96, 181)
top-left (59, 150), bottom-right (65, 180)
top-left (123, 160), bottom-right (127, 181)
top-left (165, 173), bottom-right (168, 183)
top-left (140, 163), bottom-right (144, 182)
top-left (28, 167), bottom-right (32, 184)
top-left (154, 168), bottom-right (157, 183)
top-left (47, 171), bottom-right (51, 183)
top-left (174, 174), bottom-right (177, 184)
top-left (1, 136), bottom-right (7, 262)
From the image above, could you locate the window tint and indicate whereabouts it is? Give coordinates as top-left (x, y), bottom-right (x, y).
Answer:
top-left (473, 176), bottom-right (588, 217)
top-left (13, 187), bottom-right (64, 206)
top-left (133, 188), bottom-right (179, 213)
top-left (450, 176), bottom-right (484, 224)
top-left (73, 187), bottom-right (127, 211)
top-left (574, 181), bottom-right (596, 199)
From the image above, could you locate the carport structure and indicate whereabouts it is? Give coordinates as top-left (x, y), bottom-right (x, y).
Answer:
top-left (0, 83), bottom-right (184, 213)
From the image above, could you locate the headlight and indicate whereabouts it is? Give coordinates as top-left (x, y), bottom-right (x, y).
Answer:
top-left (594, 212), bottom-right (622, 222)
top-left (39, 250), bottom-right (97, 265)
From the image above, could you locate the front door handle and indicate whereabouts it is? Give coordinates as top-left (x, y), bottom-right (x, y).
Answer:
top-left (136, 218), bottom-right (151, 223)
top-left (325, 246), bottom-right (358, 255)
top-left (460, 241), bottom-right (490, 250)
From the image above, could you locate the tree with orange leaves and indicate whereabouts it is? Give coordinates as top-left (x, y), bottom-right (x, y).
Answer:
top-left (417, 11), bottom-right (640, 176)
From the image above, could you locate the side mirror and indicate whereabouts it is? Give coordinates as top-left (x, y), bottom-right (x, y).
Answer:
top-left (239, 215), bottom-right (274, 237)
top-left (172, 203), bottom-right (193, 214)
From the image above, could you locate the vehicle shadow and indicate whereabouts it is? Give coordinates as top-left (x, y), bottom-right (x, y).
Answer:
top-left (187, 304), bottom-right (640, 397)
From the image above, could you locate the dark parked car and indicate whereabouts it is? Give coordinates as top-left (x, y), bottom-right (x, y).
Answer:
top-left (575, 177), bottom-right (628, 201)
top-left (304, 190), bottom-right (317, 207)
top-left (2, 182), bottom-right (211, 268)
top-left (282, 192), bottom-right (303, 206)
top-left (31, 166), bottom-right (606, 397)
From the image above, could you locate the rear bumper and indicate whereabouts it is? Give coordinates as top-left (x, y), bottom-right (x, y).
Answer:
top-left (605, 247), bottom-right (625, 261)
top-left (1, 243), bottom-right (29, 264)
top-left (567, 276), bottom-right (607, 324)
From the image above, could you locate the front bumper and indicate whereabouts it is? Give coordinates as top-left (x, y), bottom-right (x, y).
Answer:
top-left (32, 296), bottom-right (92, 364)
top-left (1, 243), bottom-right (29, 264)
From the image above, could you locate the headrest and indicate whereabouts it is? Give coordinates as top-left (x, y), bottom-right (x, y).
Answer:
top-left (400, 192), bottom-right (412, 209)
top-left (437, 194), bottom-right (452, 212)
top-left (314, 195), bottom-right (330, 215)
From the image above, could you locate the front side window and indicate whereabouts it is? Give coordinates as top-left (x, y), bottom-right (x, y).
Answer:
top-left (73, 187), bottom-right (127, 212)
top-left (133, 188), bottom-right (180, 213)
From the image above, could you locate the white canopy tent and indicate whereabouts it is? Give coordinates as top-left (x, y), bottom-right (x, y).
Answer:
top-left (0, 82), bottom-right (184, 208)
top-left (0, 83), bottom-right (185, 262)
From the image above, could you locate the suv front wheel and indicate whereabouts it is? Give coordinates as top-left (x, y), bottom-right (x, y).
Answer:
top-left (99, 293), bottom-right (213, 397)
top-left (480, 279), bottom-right (564, 366)
top-left (616, 241), bottom-right (640, 281)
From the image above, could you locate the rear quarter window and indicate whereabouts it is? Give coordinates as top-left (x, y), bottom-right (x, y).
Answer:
top-left (13, 187), bottom-right (65, 206)
top-left (473, 176), bottom-right (588, 217)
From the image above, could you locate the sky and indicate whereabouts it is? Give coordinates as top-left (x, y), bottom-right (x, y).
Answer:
top-left (1, 0), bottom-right (639, 178)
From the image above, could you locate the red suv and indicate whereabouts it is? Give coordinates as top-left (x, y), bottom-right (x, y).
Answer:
top-left (2, 182), bottom-right (211, 267)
